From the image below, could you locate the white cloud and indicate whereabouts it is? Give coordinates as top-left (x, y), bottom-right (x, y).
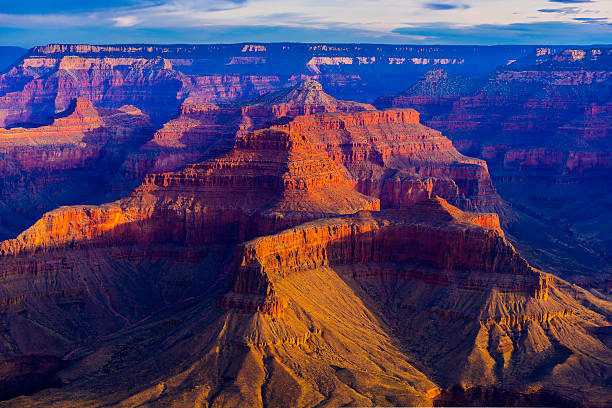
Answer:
top-left (112, 15), bottom-right (141, 27)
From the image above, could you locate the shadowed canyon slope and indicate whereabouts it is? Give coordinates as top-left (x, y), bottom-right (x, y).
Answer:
top-left (0, 98), bottom-right (153, 239)
top-left (378, 47), bottom-right (612, 291)
top-left (1, 196), bottom-right (610, 407)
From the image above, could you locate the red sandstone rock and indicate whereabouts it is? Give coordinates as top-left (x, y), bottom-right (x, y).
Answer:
top-left (0, 98), bottom-right (153, 239)
top-left (0, 122), bottom-right (377, 256)
top-left (0, 46), bottom-right (610, 408)
top-left (273, 109), bottom-right (502, 211)
top-left (221, 198), bottom-right (540, 317)
top-left (123, 79), bottom-right (374, 178)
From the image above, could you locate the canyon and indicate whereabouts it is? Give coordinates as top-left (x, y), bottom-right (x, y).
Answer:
top-left (0, 44), bottom-right (533, 129)
top-left (378, 46), bottom-right (612, 292)
top-left (1, 194), bottom-right (610, 407)
top-left (0, 97), bottom-right (153, 239)
top-left (0, 44), bottom-right (609, 407)
top-left (0, 78), bottom-right (499, 242)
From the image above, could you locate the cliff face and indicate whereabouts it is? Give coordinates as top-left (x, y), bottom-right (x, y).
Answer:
top-left (221, 199), bottom-right (538, 316)
top-left (3, 198), bottom-right (610, 408)
top-left (274, 108), bottom-right (502, 212)
top-left (219, 199), bottom-right (612, 406)
top-left (0, 79), bottom-right (497, 244)
top-left (118, 80), bottom-right (499, 216)
top-left (0, 56), bottom-right (185, 126)
top-left (0, 98), bottom-right (153, 240)
top-left (0, 122), bottom-right (377, 256)
top-left (379, 47), bottom-right (612, 290)
top-left (0, 119), bottom-right (379, 404)
top-left (0, 159), bottom-right (610, 407)
top-left (121, 79), bottom-right (375, 179)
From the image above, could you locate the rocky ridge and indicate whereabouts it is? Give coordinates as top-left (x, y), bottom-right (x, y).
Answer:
top-left (273, 107), bottom-right (502, 211)
top-left (120, 80), bottom-right (500, 215)
top-left (122, 79), bottom-right (374, 178)
top-left (0, 44), bottom-right (534, 128)
top-left (0, 98), bottom-right (153, 239)
top-left (219, 199), bottom-right (612, 406)
top-left (3, 195), bottom-right (610, 407)
top-left (377, 47), bottom-right (612, 289)
top-left (0, 120), bottom-right (377, 256)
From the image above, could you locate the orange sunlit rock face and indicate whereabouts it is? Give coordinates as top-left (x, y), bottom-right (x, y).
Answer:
top-left (0, 115), bottom-right (378, 256)
top-left (120, 80), bottom-right (500, 216)
top-left (273, 108), bottom-right (501, 211)
top-left (221, 198), bottom-right (544, 317)
top-left (121, 79), bottom-right (374, 178)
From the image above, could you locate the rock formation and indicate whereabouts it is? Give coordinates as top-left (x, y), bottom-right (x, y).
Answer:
top-left (219, 199), bottom-right (612, 406)
top-left (1, 198), bottom-right (607, 407)
top-left (0, 355), bottom-right (66, 401)
top-left (120, 80), bottom-right (500, 216)
top-left (377, 48), bottom-right (612, 175)
top-left (121, 79), bottom-right (374, 179)
top-left (0, 98), bottom-right (153, 239)
top-left (0, 44), bottom-right (610, 408)
top-left (378, 47), bottom-right (612, 291)
top-left (0, 43), bottom-right (534, 128)
top-left (220, 198), bottom-right (532, 316)
top-left (273, 108), bottom-right (502, 212)
top-left (0, 55), bottom-right (185, 126)
top-left (0, 120), bottom-right (377, 256)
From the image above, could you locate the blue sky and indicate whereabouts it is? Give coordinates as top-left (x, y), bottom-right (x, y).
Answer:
top-left (0, 0), bottom-right (610, 46)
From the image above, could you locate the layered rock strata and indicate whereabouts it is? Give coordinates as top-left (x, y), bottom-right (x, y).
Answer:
top-left (0, 98), bottom-right (153, 239)
top-left (0, 43), bottom-right (534, 128)
top-left (0, 125), bottom-right (377, 256)
top-left (219, 198), bottom-right (612, 406)
top-left (377, 47), bottom-right (612, 289)
top-left (377, 48), bottom-right (612, 176)
top-left (0, 98), bottom-right (151, 168)
top-left (273, 108), bottom-right (502, 211)
top-left (221, 198), bottom-right (540, 316)
top-left (122, 79), bottom-right (374, 178)
top-left (120, 80), bottom-right (499, 216)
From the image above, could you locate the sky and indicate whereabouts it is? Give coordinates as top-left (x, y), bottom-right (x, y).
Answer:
top-left (0, 0), bottom-right (610, 47)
